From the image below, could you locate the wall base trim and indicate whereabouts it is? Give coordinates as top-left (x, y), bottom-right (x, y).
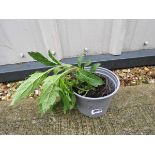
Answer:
top-left (0, 49), bottom-right (155, 82)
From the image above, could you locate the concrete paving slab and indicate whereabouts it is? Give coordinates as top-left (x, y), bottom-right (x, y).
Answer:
top-left (0, 84), bottom-right (155, 135)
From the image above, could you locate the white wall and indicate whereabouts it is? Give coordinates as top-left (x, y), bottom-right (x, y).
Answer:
top-left (0, 19), bottom-right (155, 65)
top-left (0, 19), bottom-right (62, 66)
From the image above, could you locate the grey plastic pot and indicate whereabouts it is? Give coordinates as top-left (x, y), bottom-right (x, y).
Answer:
top-left (74, 67), bottom-right (120, 118)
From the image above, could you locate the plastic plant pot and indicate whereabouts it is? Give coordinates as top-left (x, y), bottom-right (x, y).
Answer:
top-left (74, 67), bottom-right (120, 118)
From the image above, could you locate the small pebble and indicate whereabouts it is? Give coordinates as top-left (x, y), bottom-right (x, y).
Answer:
top-left (122, 69), bottom-right (128, 73)
top-left (2, 96), bottom-right (6, 100)
top-left (7, 84), bottom-right (11, 88)
top-left (1, 85), bottom-right (7, 89)
top-left (34, 90), bottom-right (39, 96)
top-left (6, 94), bottom-right (11, 100)
top-left (130, 81), bottom-right (137, 86)
top-left (144, 67), bottom-right (149, 72)
top-left (148, 79), bottom-right (155, 84)
top-left (150, 71), bottom-right (155, 78)
top-left (4, 90), bottom-right (8, 94)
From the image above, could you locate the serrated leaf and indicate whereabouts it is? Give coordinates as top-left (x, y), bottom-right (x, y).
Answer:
top-left (39, 75), bottom-right (61, 114)
top-left (90, 63), bottom-right (101, 73)
top-left (59, 79), bottom-right (76, 113)
top-left (77, 54), bottom-right (84, 68)
top-left (60, 92), bottom-right (71, 114)
top-left (84, 59), bottom-right (92, 67)
top-left (48, 50), bottom-right (61, 65)
top-left (76, 69), bottom-right (104, 87)
top-left (11, 72), bottom-right (47, 105)
top-left (28, 51), bottom-right (56, 66)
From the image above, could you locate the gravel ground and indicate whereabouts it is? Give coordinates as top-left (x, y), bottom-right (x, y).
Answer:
top-left (0, 66), bottom-right (155, 101)
top-left (0, 84), bottom-right (155, 135)
top-left (113, 66), bottom-right (155, 86)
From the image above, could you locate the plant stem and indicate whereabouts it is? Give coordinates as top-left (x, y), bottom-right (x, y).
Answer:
top-left (77, 86), bottom-right (88, 92)
top-left (45, 67), bottom-right (56, 74)
top-left (60, 66), bottom-right (79, 77)
top-left (83, 91), bottom-right (89, 96)
top-left (45, 63), bottom-right (75, 75)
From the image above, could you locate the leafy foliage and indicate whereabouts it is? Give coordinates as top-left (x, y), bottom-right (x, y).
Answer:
top-left (28, 51), bottom-right (56, 66)
top-left (84, 59), bottom-right (92, 67)
top-left (48, 50), bottom-right (62, 65)
top-left (12, 50), bottom-right (105, 115)
top-left (53, 66), bottom-right (64, 74)
top-left (59, 78), bottom-right (76, 113)
top-left (90, 63), bottom-right (101, 73)
top-left (39, 75), bottom-right (61, 114)
top-left (76, 69), bottom-right (104, 87)
top-left (77, 54), bottom-right (84, 68)
top-left (11, 72), bottom-right (47, 105)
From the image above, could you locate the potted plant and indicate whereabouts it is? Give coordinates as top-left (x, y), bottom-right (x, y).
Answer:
top-left (11, 50), bottom-right (120, 117)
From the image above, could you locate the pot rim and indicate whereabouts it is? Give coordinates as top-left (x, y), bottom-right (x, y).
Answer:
top-left (74, 67), bottom-right (120, 100)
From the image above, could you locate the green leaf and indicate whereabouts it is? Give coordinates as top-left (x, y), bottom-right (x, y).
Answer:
top-left (90, 63), bottom-right (101, 73)
top-left (62, 64), bottom-right (72, 68)
top-left (53, 66), bottom-right (64, 74)
top-left (77, 54), bottom-right (84, 68)
top-left (76, 69), bottom-right (104, 87)
top-left (11, 72), bottom-right (47, 106)
top-left (39, 75), bottom-right (61, 114)
top-left (28, 51), bottom-right (56, 66)
top-left (48, 50), bottom-right (62, 65)
top-left (60, 92), bottom-right (71, 114)
top-left (53, 64), bottom-right (72, 75)
top-left (59, 79), bottom-right (76, 113)
top-left (84, 59), bottom-right (92, 67)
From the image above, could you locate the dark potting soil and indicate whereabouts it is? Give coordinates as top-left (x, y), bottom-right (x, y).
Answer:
top-left (85, 75), bottom-right (115, 98)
